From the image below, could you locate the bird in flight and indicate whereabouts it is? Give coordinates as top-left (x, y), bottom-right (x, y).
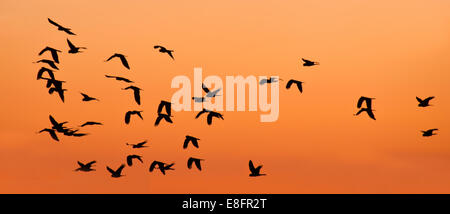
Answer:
top-left (183, 135), bottom-right (200, 149)
top-left (36, 67), bottom-right (56, 80)
top-left (301, 58), bottom-right (319, 66)
top-left (67, 39), bottom-right (86, 54)
top-left (125, 111), bottom-right (144, 124)
top-left (38, 128), bottom-right (59, 142)
top-left (355, 96), bottom-right (376, 120)
top-left (47, 18), bottom-right (76, 35)
top-left (49, 115), bottom-right (68, 133)
top-left (154, 113), bottom-right (173, 126)
top-left (38, 46), bottom-right (61, 63)
top-left (106, 164), bottom-right (125, 178)
top-left (122, 86), bottom-right (142, 105)
top-left (206, 111), bottom-right (224, 125)
top-left (195, 108), bottom-right (211, 119)
top-left (202, 84), bottom-right (222, 98)
top-left (126, 155), bottom-right (143, 167)
top-left (422, 129), bottom-right (438, 137)
top-left (157, 100), bottom-right (172, 116)
top-left (126, 140), bottom-right (148, 148)
top-left (249, 160), bottom-right (266, 177)
top-left (81, 93), bottom-right (99, 102)
top-left (187, 157), bottom-right (204, 171)
top-left (48, 83), bottom-right (67, 103)
top-left (34, 59), bottom-right (59, 70)
top-left (105, 75), bottom-right (133, 83)
top-left (259, 77), bottom-right (281, 85)
top-left (105, 53), bottom-right (130, 70)
top-left (149, 161), bottom-right (175, 175)
top-left (80, 121), bottom-right (103, 127)
top-left (75, 161), bottom-right (96, 172)
top-left (354, 108), bottom-right (376, 120)
top-left (286, 79), bottom-right (304, 93)
top-left (416, 96), bottom-right (435, 107)
top-left (154, 45), bottom-right (174, 60)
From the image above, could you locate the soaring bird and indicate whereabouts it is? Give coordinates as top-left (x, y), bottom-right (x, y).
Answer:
top-left (259, 77), bottom-right (281, 85)
top-left (105, 75), bottom-right (134, 83)
top-left (202, 84), bottom-right (222, 98)
top-left (106, 164), bottom-right (125, 178)
top-left (183, 135), bottom-right (200, 149)
top-left (67, 39), bottom-right (86, 54)
top-left (80, 93), bottom-right (99, 102)
top-left (301, 58), bottom-right (319, 66)
top-left (105, 53), bottom-right (130, 69)
top-left (154, 113), bottom-right (173, 126)
top-left (75, 161), bottom-right (96, 172)
top-left (195, 108), bottom-right (211, 119)
top-left (49, 115), bottom-right (68, 133)
top-left (122, 86), bottom-right (142, 105)
top-left (157, 100), bottom-right (172, 116)
top-left (126, 155), bottom-right (143, 167)
top-left (36, 67), bottom-right (56, 80)
top-left (206, 111), bottom-right (224, 125)
top-left (357, 96), bottom-right (375, 109)
top-left (38, 128), bottom-right (59, 142)
top-left (187, 157), bottom-right (204, 171)
top-left (249, 160), bottom-right (266, 177)
top-left (354, 108), bottom-right (376, 120)
top-left (47, 18), bottom-right (76, 35)
top-left (286, 79), bottom-right (304, 93)
top-left (192, 97), bottom-right (208, 103)
top-left (34, 59), bottom-right (59, 70)
top-left (126, 140), bottom-right (148, 148)
top-left (422, 129), bottom-right (438, 137)
top-left (48, 85), bottom-right (66, 102)
top-left (149, 161), bottom-right (175, 175)
top-left (125, 111), bottom-right (144, 124)
top-left (154, 45), bottom-right (174, 60)
top-left (80, 121), bottom-right (103, 127)
top-left (38, 46), bottom-right (61, 63)
top-left (416, 96), bottom-right (435, 107)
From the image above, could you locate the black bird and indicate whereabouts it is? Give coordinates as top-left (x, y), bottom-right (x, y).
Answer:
top-left (105, 53), bottom-right (130, 69)
top-left (207, 111), bottom-right (224, 125)
top-left (48, 18), bottom-right (76, 35)
top-left (49, 115), bottom-right (68, 133)
top-left (126, 140), bottom-right (148, 148)
top-left (154, 45), bottom-right (174, 60)
top-left (36, 67), bottom-right (56, 80)
top-left (187, 157), bottom-right (204, 171)
top-left (48, 85), bottom-right (67, 102)
top-left (357, 96), bottom-right (375, 109)
top-left (259, 77), bottom-right (281, 85)
top-left (154, 113), bottom-right (173, 126)
top-left (38, 128), bottom-right (59, 142)
top-left (67, 39), bottom-right (86, 54)
top-left (122, 86), bottom-right (142, 105)
top-left (157, 100), bottom-right (172, 116)
top-left (192, 97), bottom-right (208, 103)
top-left (81, 93), bottom-right (99, 102)
top-left (354, 108), bottom-right (376, 120)
top-left (125, 111), bottom-right (144, 124)
top-left (106, 164), bottom-right (125, 178)
top-left (63, 128), bottom-right (78, 136)
top-left (40, 77), bottom-right (65, 88)
top-left (286, 79), bottom-right (304, 93)
top-left (302, 58), bottom-right (319, 66)
top-left (126, 155), bottom-right (143, 167)
top-left (75, 161), bottom-right (96, 172)
top-left (105, 75), bottom-right (134, 83)
top-left (202, 84), bottom-right (221, 98)
top-left (80, 121), bottom-right (103, 127)
top-left (416, 96), bottom-right (435, 107)
top-left (149, 161), bottom-right (175, 175)
top-left (422, 129), bottom-right (438, 137)
top-left (183, 135), bottom-right (200, 149)
top-left (34, 59), bottom-right (59, 70)
top-left (249, 160), bottom-right (266, 177)
top-left (195, 108), bottom-right (211, 119)
top-left (38, 46), bottom-right (61, 63)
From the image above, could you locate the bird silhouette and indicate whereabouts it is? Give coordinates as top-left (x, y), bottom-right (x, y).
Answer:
top-left (105, 53), bottom-right (130, 69)
top-left (80, 121), bottom-right (103, 127)
top-left (106, 164), bottom-right (125, 178)
top-left (206, 111), bottom-right (224, 125)
top-left (126, 140), bottom-right (148, 148)
top-left (354, 108), bottom-right (376, 120)
top-left (195, 108), bottom-right (211, 119)
top-left (67, 39), bottom-right (86, 54)
top-left (36, 67), bottom-right (56, 80)
top-left (75, 161), bottom-right (96, 172)
top-left (47, 18), bottom-right (76, 35)
top-left (183, 135), bottom-right (200, 149)
top-left (34, 59), bottom-right (59, 70)
top-left (80, 93), bottom-right (99, 102)
top-left (416, 96), bottom-right (434, 107)
top-left (249, 160), bottom-right (266, 177)
top-left (259, 77), bottom-right (281, 85)
top-left (286, 79), bottom-right (304, 93)
top-left (105, 75), bottom-right (134, 83)
top-left (48, 84), bottom-right (66, 102)
top-left (126, 155), bottom-right (143, 167)
top-left (422, 129), bottom-right (438, 137)
top-left (149, 161), bottom-right (175, 175)
top-left (357, 96), bottom-right (375, 109)
top-left (38, 128), bottom-right (59, 142)
top-left (122, 86), bottom-right (142, 105)
top-left (187, 157), bottom-right (204, 171)
top-left (157, 100), bottom-right (172, 116)
top-left (49, 115), bottom-right (68, 133)
top-left (192, 97), bottom-right (208, 103)
top-left (38, 46), bottom-right (61, 63)
top-left (154, 113), bottom-right (173, 126)
top-left (302, 58), bottom-right (319, 66)
top-left (125, 111), bottom-right (144, 124)
top-left (40, 77), bottom-right (65, 88)
top-left (154, 45), bottom-right (174, 60)
top-left (202, 84), bottom-right (222, 98)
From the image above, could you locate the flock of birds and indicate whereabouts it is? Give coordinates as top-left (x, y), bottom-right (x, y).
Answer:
top-left (36, 18), bottom-right (438, 179)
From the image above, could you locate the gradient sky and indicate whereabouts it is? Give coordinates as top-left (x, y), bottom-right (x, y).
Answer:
top-left (0, 0), bottom-right (450, 193)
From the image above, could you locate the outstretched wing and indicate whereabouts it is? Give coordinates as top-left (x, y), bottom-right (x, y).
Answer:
top-left (134, 90), bottom-right (141, 105)
top-left (202, 84), bottom-right (210, 93)
top-left (127, 156), bottom-right (133, 166)
top-left (423, 96), bottom-right (435, 102)
top-left (119, 55), bottom-right (130, 69)
top-left (154, 115), bottom-right (163, 126)
top-left (49, 130), bottom-right (59, 141)
top-left (106, 166), bottom-right (115, 174)
top-left (367, 110), bottom-right (376, 120)
top-left (187, 158), bottom-right (194, 169)
top-left (116, 164), bottom-right (125, 174)
top-left (77, 161), bottom-right (85, 168)
top-left (286, 80), bottom-right (295, 89)
top-left (149, 161), bottom-right (158, 172)
top-left (86, 161), bottom-right (96, 167)
top-left (302, 58), bottom-right (312, 63)
top-left (67, 39), bottom-right (76, 50)
top-left (48, 18), bottom-right (62, 28)
top-left (195, 159), bottom-right (202, 171)
top-left (125, 112), bottom-right (131, 124)
top-left (137, 141), bottom-right (147, 147)
top-left (416, 96), bottom-right (423, 103)
top-left (207, 113), bottom-right (213, 125)
top-left (249, 160), bottom-right (256, 172)
top-left (167, 51), bottom-right (174, 60)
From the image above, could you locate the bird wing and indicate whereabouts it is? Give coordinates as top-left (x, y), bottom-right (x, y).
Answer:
top-left (105, 54), bottom-right (117, 61)
top-left (249, 160), bottom-right (256, 172)
top-left (37, 67), bottom-right (55, 80)
top-left (136, 111), bottom-right (143, 120)
top-left (296, 82), bottom-right (303, 93)
top-left (259, 79), bottom-right (267, 85)
top-left (187, 158), bottom-right (193, 169)
top-left (195, 159), bottom-right (202, 171)
top-left (154, 115), bottom-right (163, 126)
top-left (63, 28), bottom-right (76, 35)
top-left (164, 115), bottom-right (173, 123)
top-left (357, 97), bottom-right (365, 108)
top-left (127, 156), bottom-right (133, 166)
top-left (202, 84), bottom-right (210, 93)
top-left (208, 88), bottom-right (222, 97)
top-left (207, 113), bottom-right (213, 125)
top-left (49, 115), bottom-right (59, 127)
top-left (119, 55), bottom-right (130, 69)
top-left (183, 138), bottom-right (190, 149)
top-left (106, 166), bottom-right (115, 174)
top-left (154, 45), bottom-right (163, 49)
top-left (195, 111), bottom-right (205, 119)
top-left (48, 18), bottom-right (62, 28)
top-left (77, 161), bottom-right (85, 168)
top-left (125, 112), bottom-right (131, 124)
top-left (86, 161), bottom-right (96, 167)
top-left (116, 164), bottom-right (125, 174)
top-left (286, 80), bottom-right (294, 89)
top-left (416, 97), bottom-right (423, 103)
top-left (191, 138), bottom-right (199, 148)
top-left (149, 161), bottom-right (158, 172)
top-left (56, 88), bottom-right (65, 102)
top-left (38, 47), bottom-right (49, 55)
top-left (302, 58), bottom-right (313, 63)
top-left (134, 90), bottom-right (141, 105)
top-left (49, 130), bottom-right (59, 141)
top-left (67, 39), bottom-right (76, 50)
top-left (367, 109), bottom-right (376, 120)
top-left (167, 51), bottom-right (174, 60)
top-left (424, 96), bottom-right (435, 102)
top-left (51, 50), bottom-right (60, 63)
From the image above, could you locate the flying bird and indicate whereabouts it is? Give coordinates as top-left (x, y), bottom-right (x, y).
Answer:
top-left (259, 77), bottom-right (281, 85)
top-left (154, 45), bottom-right (174, 60)
top-left (126, 155), bottom-right (143, 167)
top-left (38, 128), bottom-right (59, 142)
top-left (157, 100), bottom-right (172, 116)
top-left (249, 160), bottom-right (266, 177)
top-left (206, 111), bottom-right (224, 125)
top-left (34, 59), bottom-right (59, 70)
top-left (48, 85), bottom-right (67, 102)
top-left (40, 77), bottom-right (65, 88)
top-left (357, 96), bottom-right (375, 109)
top-left (105, 53), bottom-right (130, 69)
top-left (67, 39), bottom-right (86, 54)
top-left (125, 111), bottom-right (144, 124)
top-left (106, 164), bottom-right (125, 178)
top-left (154, 113), bottom-right (173, 126)
top-left (126, 140), bottom-right (148, 148)
top-left (149, 161), bottom-right (175, 175)
top-left (195, 108), bottom-right (211, 119)
top-left (49, 115), bottom-right (68, 133)
top-left (47, 18), bottom-right (76, 35)
top-left (416, 96), bottom-right (435, 107)
top-left (80, 121), bottom-right (103, 127)
top-left (202, 84), bottom-right (222, 98)
top-left (301, 58), bottom-right (319, 66)
top-left (75, 161), bottom-right (96, 172)
top-left (422, 129), bottom-right (438, 137)
top-left (80, 93), bottom-right (99, 102)
top-left (36, 67), bottom-right (56, 80)
top-left (286, 79), bottom-right (304, 93)
top-left (183, 135), bottom-right (200, 149)
top-left (187, 157), bottom-right (204, 171)
top-left (354, 108), bottom-right (376, 120)
top-left (38, 46), bottom-right (61, 63)
top-left (105, 75), bottom-right (133, 83)
top-left (122, 86), bottom-right (142, 105)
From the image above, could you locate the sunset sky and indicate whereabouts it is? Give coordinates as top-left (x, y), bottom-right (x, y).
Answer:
top-left (0, 0), bottom-right (450, 193)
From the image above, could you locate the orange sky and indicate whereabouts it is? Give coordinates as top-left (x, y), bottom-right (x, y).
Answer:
top-left (0, 0), bottom-right (450, 193)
